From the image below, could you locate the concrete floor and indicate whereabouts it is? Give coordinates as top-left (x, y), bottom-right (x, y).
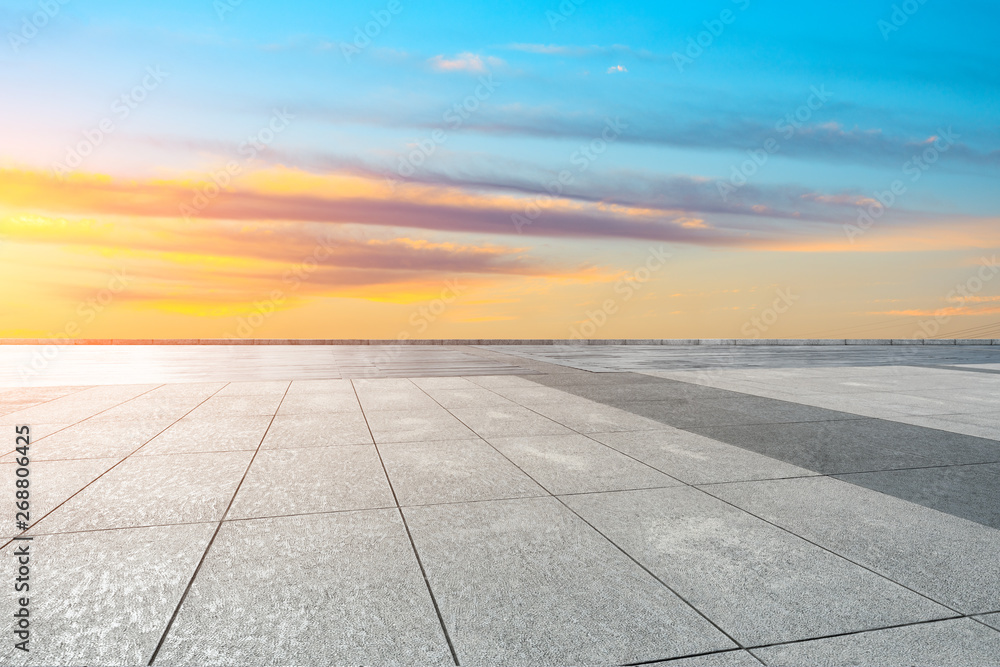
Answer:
top-left (1, 345), bottom-right (999, 666)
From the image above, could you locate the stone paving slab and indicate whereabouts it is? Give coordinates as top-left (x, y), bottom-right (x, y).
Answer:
top-left (1, 345), bottom-right (998, 665)
top-left (1, 457), bottom-right (119, 538)
top-left (487, 433), bottom-right (681, 494)
top-left (155, 510), bottom-right (455, 666)
top-left (1, 417), bottom-right (175, 461)
top-left (403, 496), bottom-right (737, 665)
top-left (704, 476), bottom-right (1000, 614)
top-left (380, 438), bottom-right (546, 505)
top-left (563, 487), bottom-right (952, 646)
top-left (136, 415), bottom-right (274, 455)
top-left (261, 412), bottom-right (373, 448)
top-left (365, 408), bottom-right (478, 444)
top-left (589, 429), bottom-right (817, 485)
top-left (835, 463), bottom-right (1000, 529)
top-left (752, 618), bottom-right (1000, 667)
top-left (227, 445), bottom-right (395, 519)
top-left (30, 451), bottom-right (253, 534)
top-left (0, 523), bottom-right (216, 666)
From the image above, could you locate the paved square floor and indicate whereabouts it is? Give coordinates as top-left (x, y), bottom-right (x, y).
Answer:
top-left (1, 344), bottom-right (999, 665)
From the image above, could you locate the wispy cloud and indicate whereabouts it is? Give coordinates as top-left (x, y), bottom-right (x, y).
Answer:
top-left (427, 52), bottom-right (504, 73)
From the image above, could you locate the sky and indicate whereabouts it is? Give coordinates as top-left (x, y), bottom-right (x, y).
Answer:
top-left (1, 0), bottom-right (999, 340)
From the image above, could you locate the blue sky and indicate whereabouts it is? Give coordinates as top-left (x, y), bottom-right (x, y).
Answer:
top-left (2, 0), bottom-right (999, 339)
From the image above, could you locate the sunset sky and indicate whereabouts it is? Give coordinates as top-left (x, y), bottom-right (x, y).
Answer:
top-left (2, 0), bottom-right (998, 339)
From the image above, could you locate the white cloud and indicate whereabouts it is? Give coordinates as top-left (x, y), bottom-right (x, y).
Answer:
top-left (428, 52), bottom-right (504, 73)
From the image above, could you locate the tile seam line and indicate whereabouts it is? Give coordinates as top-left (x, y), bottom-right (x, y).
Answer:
top-left (0, 384), bottom-right (100, 449)
top-left (741, 613), bottom-right (972, 655)
top-left (146, 380), bottom-right (289, 666)
top-left (0, 381), bottom-right (199, 549)
top-left (501, 376), bottom-right (973, 630)
top-left (549, 370), bottom-right (998, 515)
top-left (0, 383), bottom-right (171, 457)
top-left (410, 378), bottom-right (747, 654)
top-left (696, 482), bottom-right (969, 618)
top-left (351, 378), bottom-right (461, 667)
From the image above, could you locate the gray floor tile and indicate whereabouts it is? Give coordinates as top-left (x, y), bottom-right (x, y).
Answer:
top-left (410, 376), bottom-right (481, 390)
top-left (365, 408), bottom-right (476, 444)
top-left (591, 429), bottom-right (816, 485)
top-left (563, 487), bottom-right (951, 646)
top-left (88, 383), bottom-right (224, 421)
top-left (835, 463), bottom-right (1000, 529)
top-left (155, 510), bottom-right (454, 666)
top-left (604, 399), bottom-right (757, 429)
top-left (704, 476), bottom-right (1000, 614)
top-left (285, 379), bottom-right (355, 395)
top-left (137, 416), bottom-right (273, 455)
top-left (467, 375), bottom-right (547, 388)
top-left (687, 420), bottom-right (934, 474)
top-left (416, 385), bottom-right (517, 409)
top-left (1, 457), bottom-right (119, 536)
top-left (607, 397), bottom-right (856, 429)
top-left (227, 445), bottom-right (394, 519)
top-left (488, 384), bottom-right (591, 405)
top-left (874, 421), bottom-right (1000, 466)
top-left (752, 618), bottom-right (1000, 667)
top-left (975, 613), bottom-right (1000, 631)
top-left (352, 379), bottom-right (440, 411)
top-left (488, 434), bottom-right (680, 494)
top-left (380, 438), bottom-right (545, 504)
top-left (276, 392), bottom-right (362, 414)
top-left (0, 418), bottom-right (175, 461)
top-left (556, 381), bottom-right (740, 403)
top-left (449, 405), bottom-right (575, 438)
top-left (404, 497), bottom-right (736, 665)
top-left (531, 401), bottom-right (667, 433)
top-left (0, 384), bottom-right (162, 425)
top-left (261, 413), bottom-right (373, 448)
top-left (895, 415), bottom-right (1000, 441)
top-left (185, 394), bottom-right (284, 418)
top-left (525, 372), bottom-right (666, 387)
top-left (214, 381), bottom-right (290, 396)
top-left (89, 396), bottom-right (210, 421)
top-left (32, 451), bottom-right (252, 533)
top-left (0, 523), bottom-right (215, 666)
